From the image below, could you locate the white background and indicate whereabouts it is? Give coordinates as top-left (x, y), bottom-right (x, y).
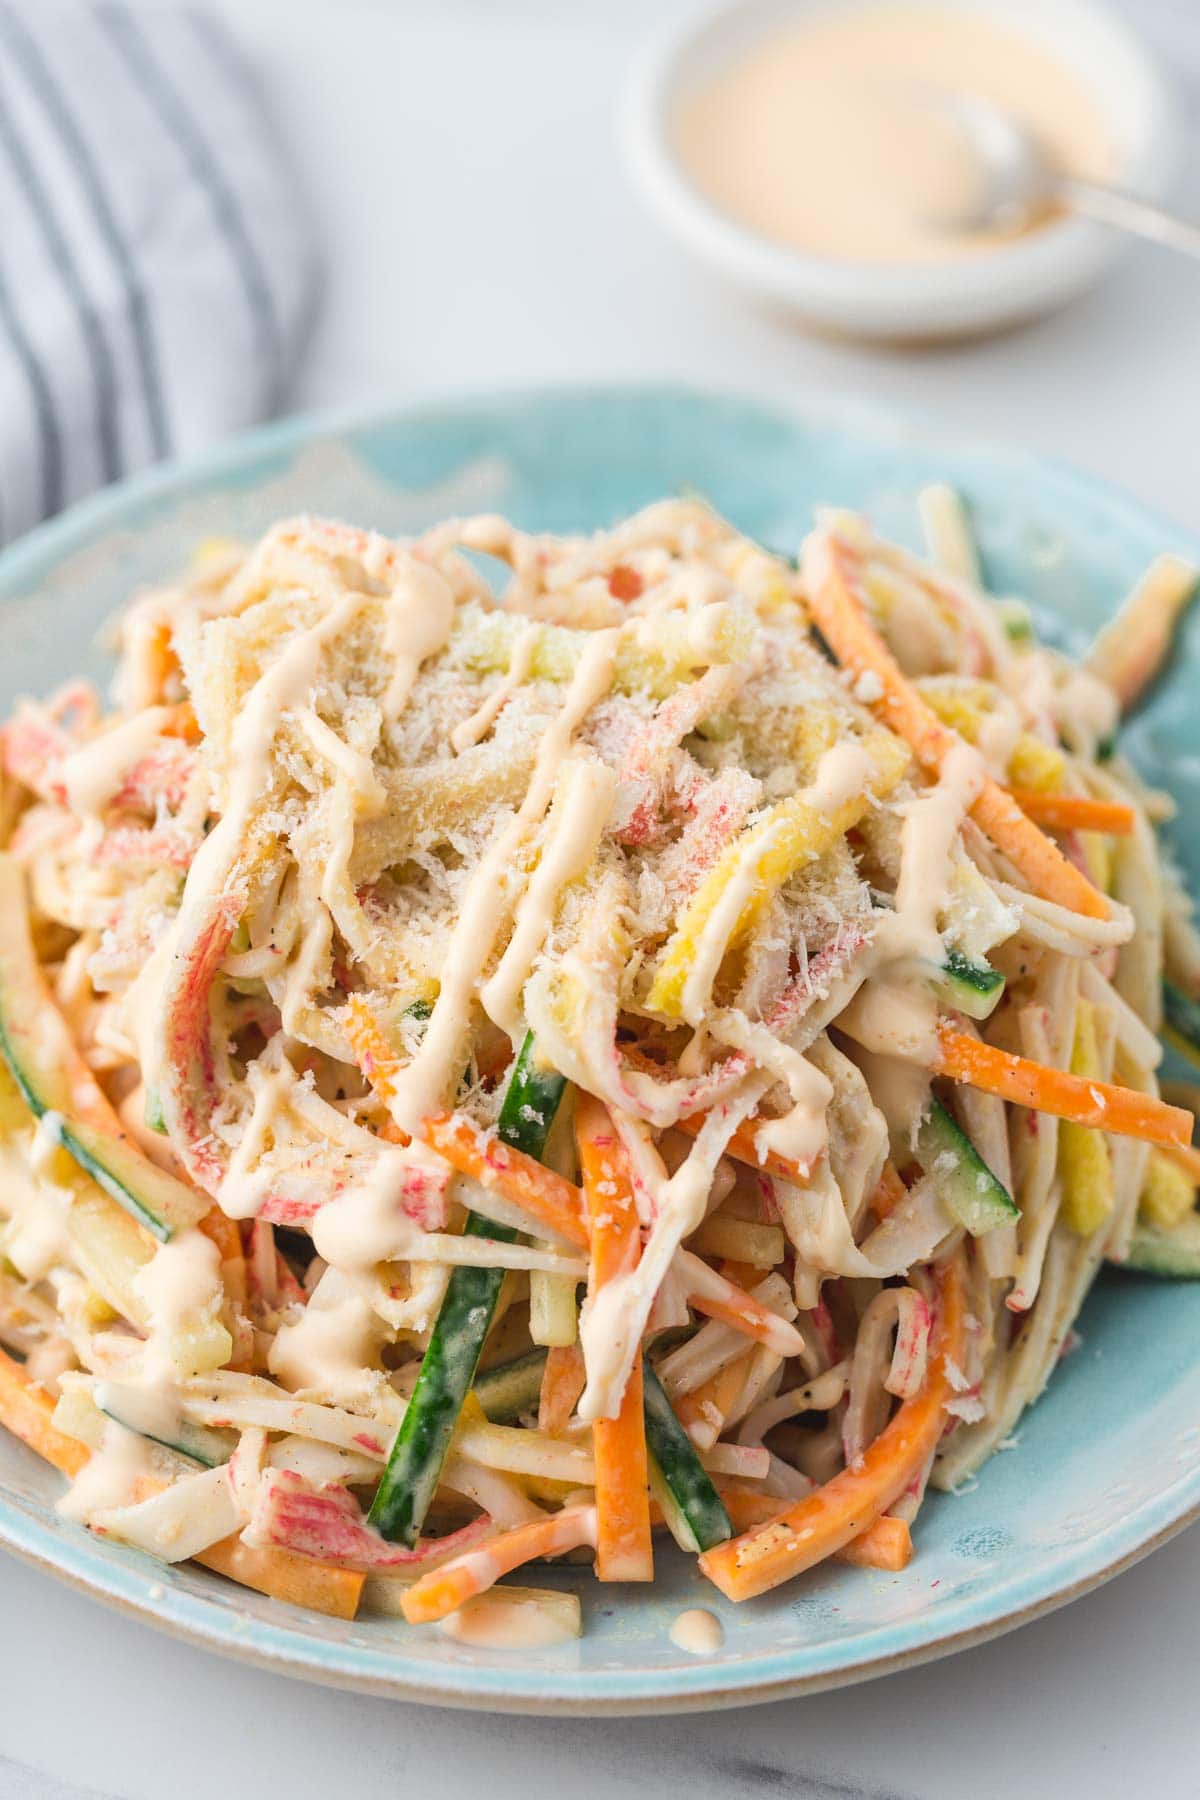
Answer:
top-left (3, 1), bottom-right (1200, 1795)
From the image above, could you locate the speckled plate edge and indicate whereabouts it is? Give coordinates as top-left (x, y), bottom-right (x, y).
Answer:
top-left (0, 381), bottom-right (1197, 1713)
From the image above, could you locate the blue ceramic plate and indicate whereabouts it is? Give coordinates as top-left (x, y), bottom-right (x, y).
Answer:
top-left (1, 386), bottom-right (1198, 1712)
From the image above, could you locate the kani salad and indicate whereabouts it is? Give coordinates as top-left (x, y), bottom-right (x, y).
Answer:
top-left (0, 492), bottom-right (1198, 1641)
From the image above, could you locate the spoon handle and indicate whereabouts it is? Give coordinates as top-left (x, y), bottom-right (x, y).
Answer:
top-left (1057, 178), bottom-right (1200, 262)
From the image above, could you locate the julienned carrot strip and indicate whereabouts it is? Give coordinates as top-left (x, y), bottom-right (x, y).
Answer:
top-left (672, 1108), bottom-right (818, 1185)
top-left (0, 1347), bottom-right (364, 1619)
top-left (420, 1112), bottom-right (588, 1247)
top-left (698, 1257), bottom-right (964, 1602)
top-left (674, 1352), bottom-right (755, 1451)
top-left (678, 1252), bottom-right (807, 1359)
top-left (689, 1288), bottom-right (800, 1355)
top-left (197, 1206), bottom-right (242, 1266)
top-left (538, 1341), bottom-right (587, 1435)
top-left (195, 1534), bottom-right (363, 1619)
top-left (836, 1514), bottom-right (913, 1572)
top-left (158, 701), bottom-right (200, 743)
top-left (718, 1485), bottom-right (914, 1571)
top-left (1006, 791), bottom-right (1136, 836)
top-left (870, 1162), bottom-right (908, 1221)
top-left (936, 1024), bottom-right (1193, 1149)
top-left (0, 1347), bottom-right (88, 1475)
top-left (618, 1047), bottom-right (820, 1185)
top-left (401, 1505), bottom-right (597, 1625)
top-left (197, 1207), bottom-right (251, 1372)
top-left (577, 1094), bottom-right (654, 1583)
top-left (807, 535), bottom-right (1108, 920)
top-left (616, 1044), bottom-right (822, 1186)
top-left (345, 996), bottom-right (405, 1110)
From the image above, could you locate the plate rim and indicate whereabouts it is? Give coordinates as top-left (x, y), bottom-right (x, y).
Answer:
top-left (1, 378), bottom-right (1198, 1711)
top-left (3, 1472), bottom-right (1198, 1713)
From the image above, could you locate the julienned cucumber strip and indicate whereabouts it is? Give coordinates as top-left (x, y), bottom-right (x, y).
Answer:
top-left (367, 1219), bottom-right (516, 1543)
top-left (1125, 1213), bottom-right (1200, 1278)
top-left (94, 1382), bottom-right (236, 1468)
top-left (368, 1031), bottom-right (565, 1544)
top-left (642, 1359), bottom-right (732, 1553)
top-left (496, 1033), bottom-right (568, 1159)
top-left (915, 1099), bottom-right (1018, 1236)
top-left (0, 854), bottom-right (207, 1241)
top-left (928, 951), bottom-right (1006, 1022)
top-left (0, 1009), bottom-right (178, 1243)
top-left (474, 1348), bottom-right (549, 1422)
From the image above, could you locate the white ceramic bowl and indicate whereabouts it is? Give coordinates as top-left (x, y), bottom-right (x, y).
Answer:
top-left (620, 0), bottom-right (1181, 341)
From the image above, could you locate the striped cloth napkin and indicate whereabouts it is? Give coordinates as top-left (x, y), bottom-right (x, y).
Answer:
top-left (0, 1), bottom-right (318, 545)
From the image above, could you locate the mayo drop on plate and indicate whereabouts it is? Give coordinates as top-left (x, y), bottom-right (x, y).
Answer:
top-left (669, 1607), bottom-right (725, 1655)
top-left (674, 3), bottom-right (1112, 263)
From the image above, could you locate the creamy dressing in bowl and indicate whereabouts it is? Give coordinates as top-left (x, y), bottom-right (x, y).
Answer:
top-left (622, 0), bottom-right (1178, 338)
top-left (674, 3), bottom-right (1112, 264)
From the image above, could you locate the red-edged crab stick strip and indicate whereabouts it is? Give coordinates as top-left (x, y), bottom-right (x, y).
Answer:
top-left (806, 533), bottom-right (1109, 920)
top-left (935, 1024), bottom-right (1193, 1149)
top-left (401, 1504), bottom-right (598, 1625)
top-left (698, 1256), bottom-right (965, 1602)
top-left (1005, 792), bottom-right (1136, 836)
top-left (577, 1094), bottom-right (654, 1583)
top-left (0, 1348), bottom-right (364, 1619)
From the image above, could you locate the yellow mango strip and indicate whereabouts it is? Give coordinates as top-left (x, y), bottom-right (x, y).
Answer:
top-left (646, 728), bottom-right (905, 1019)
top-left (1058, 1000), bottom-right (1116, 1235)
top-left (1139, 1152), bottom-right (1197, 1231)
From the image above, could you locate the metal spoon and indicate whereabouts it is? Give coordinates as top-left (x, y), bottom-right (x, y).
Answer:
top-left (928, 89), bottom-right (1200, 260)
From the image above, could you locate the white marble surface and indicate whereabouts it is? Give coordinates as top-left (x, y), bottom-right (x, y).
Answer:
top-left (2, 1), bottom-right (1200, 1794)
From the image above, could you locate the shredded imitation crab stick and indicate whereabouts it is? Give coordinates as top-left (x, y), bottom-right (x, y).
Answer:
top-left (1006, 792), bottom-right (1136, 836)
top-left (420, 1106), bottom-right (804, 1354)
top-left (935, 1024), bottom-right (1191, 1149)
top-left (699, 1257), bottom-right (964, 1602)
top-left (645, 736), bottom-right (905, 1019)
top-left (577, 1094), bottom-right (654, 1582)
top-left (806, 533), bottom-right (1109, 921)
top-left (0, 1349), bottom-right (363, 1618)
top-left (401, 1505), bottom-right (598, 1625)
